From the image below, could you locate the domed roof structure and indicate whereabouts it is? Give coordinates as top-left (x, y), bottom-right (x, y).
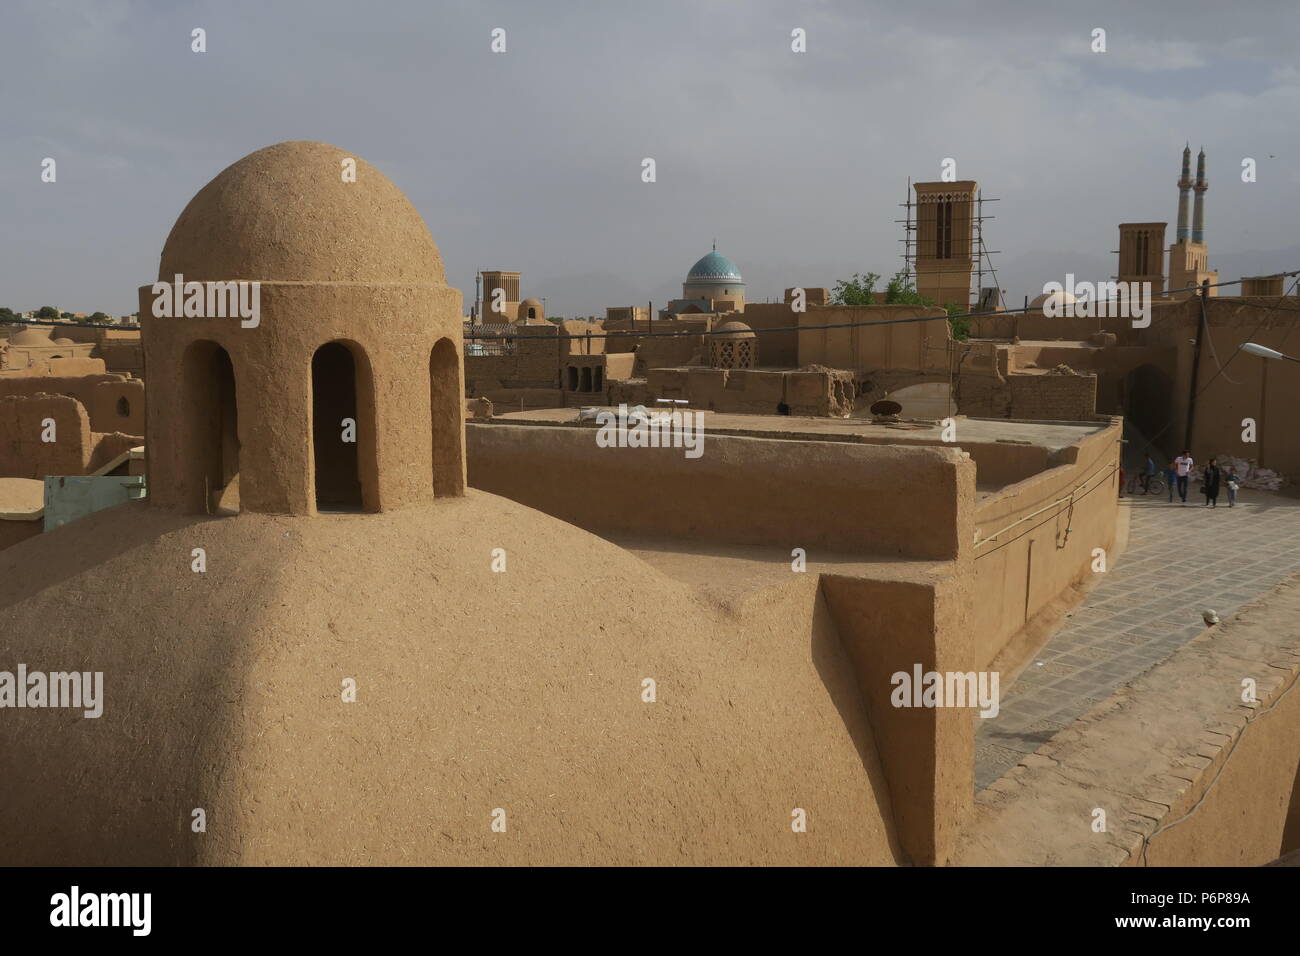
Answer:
top-left (8, 327), bottom-right (53, 346)
top-left (520, 297), bottom-right (542, 309)
top-left (1029, 290), bottom-right (1078, 313)
top-left (713, 320), bottom-right (756, 339)
top-left (687, 250), bottom-right (743, 283)
top-left (53, 337), bottom-right (75, 346)
top-left (0, 498), bottom-right (895, 865)
top-left (157, 141), bottom-right (445, 284)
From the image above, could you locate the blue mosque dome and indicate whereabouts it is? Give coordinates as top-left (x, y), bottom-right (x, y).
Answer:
top-left (687, 250), bottom-right (743, 284)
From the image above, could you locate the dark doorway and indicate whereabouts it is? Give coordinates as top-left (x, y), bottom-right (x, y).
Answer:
top-left (182, 340), bottom-right (239, 514)
top-left (580, 367), bottom-right (592, 392)
top-left (312, 342), bottom-right (363, 512)
top-left (1122, 363), bottom-right (1174, 456)
top-left (430, 337), bottom-right (463, 497)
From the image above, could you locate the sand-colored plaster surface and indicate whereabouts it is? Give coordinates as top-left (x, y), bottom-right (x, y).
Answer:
top-left (0, 478), bottom-right (43, 518)
top-left (0, 490), bottom-right (900, 866)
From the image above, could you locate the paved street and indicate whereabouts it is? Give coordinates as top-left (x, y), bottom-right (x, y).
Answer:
top-left (974, 489), bottom-right (1300, 790)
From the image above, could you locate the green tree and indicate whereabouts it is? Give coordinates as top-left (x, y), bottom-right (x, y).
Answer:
top-left (830, 272), bottom-right (880, 306)
top-left (36, 306), bottom-right (59, 319)
top-left (944, 304), bottom-right (970, 341)
top-left (833, 269), bottom-right (971, 340)
top-left (89, 311), bottom-right (108, 322)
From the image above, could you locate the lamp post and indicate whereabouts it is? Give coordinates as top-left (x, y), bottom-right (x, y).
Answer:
top-left (1242, 342), bottom-right (1300, 363)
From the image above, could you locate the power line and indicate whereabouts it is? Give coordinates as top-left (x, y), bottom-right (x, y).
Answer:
top-left (1137, 273), bottom-right (1300, 454)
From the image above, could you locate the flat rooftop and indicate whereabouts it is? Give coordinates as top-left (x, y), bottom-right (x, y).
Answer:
top-left (492, 407), bottom-right (1109, 453)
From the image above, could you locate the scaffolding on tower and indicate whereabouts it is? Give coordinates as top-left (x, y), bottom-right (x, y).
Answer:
top-left (896, 177), bottom-right (1004, 312)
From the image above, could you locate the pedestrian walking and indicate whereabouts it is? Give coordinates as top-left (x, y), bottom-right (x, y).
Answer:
top-left (1141, 453), bottom-right (1156, 494)
top-left (1173, 450), bottom-right (1194, 505)
top-left (1226, 467), bottom-right (1241, 508)
top-left (1164, 460), bottom-right (1178, 503)
top-left (1203, 457), bottom-right (1222, 508)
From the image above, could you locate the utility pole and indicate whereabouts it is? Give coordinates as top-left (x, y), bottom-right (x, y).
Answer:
top-left (1183, 279), bottom-right (1210, 452)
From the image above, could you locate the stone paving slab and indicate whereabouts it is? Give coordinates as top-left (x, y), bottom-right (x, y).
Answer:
top-left (974, 491), bottom-right (1300, 791)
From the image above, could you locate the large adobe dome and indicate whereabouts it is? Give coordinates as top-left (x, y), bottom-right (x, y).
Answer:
top-left (0, 495), bottom-right (897, 865)
top-left (8, 327), bottom-right (54, 345)
top-left (158, 141), bottom-right (445, 284)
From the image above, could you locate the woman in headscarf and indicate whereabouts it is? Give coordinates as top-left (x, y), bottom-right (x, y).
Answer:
top-left (1202, 457), bottom-right (1222, 508)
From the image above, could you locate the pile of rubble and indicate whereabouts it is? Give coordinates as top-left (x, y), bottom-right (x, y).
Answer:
top-left (1215, 454), bottom-right (1287, 491)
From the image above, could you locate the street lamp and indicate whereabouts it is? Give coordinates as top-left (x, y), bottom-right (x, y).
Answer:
top-left (1242, 342), bottom-right (1300, 363)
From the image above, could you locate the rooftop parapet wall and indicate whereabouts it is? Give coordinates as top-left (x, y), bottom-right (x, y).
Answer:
top-left (0, 372), bottom-right (143, 435)
top-left (969, 420), bottom-right (1122, 671)
top-left (467, 423), bottom-right (976, 561)
top-left (797, 305), bottom-right (951, 372)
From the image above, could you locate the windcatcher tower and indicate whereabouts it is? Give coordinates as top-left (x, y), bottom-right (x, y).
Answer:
top-left (480, 270), bottom-right (521, 324)
top-left (1167, 146), bottom-right (1217, 299)
top-left (140, 141), bottom-right (466, 516)
top-left (1117, 222), bottom-right (1167, 292)
top-left (908, 181), bottom-right (979, 310)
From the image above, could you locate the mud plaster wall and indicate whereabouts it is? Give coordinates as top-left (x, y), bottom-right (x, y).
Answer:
top-left (820, 573), bottom-right (973, 865)
top-left (0, 394), bottom-right (93, 478)
top-left (798, 306), bottom-right (951, 371)
top-left (1007, 374), bottom-right (1097, 421)
top-left (968, 421), bottom-right (1122, 671)
top-left (1164, 297), bottom-right (1300, 477)
top-left (0, 373), bottom-right (143, 434)
top-left (644, 367), bottom-right (853, 416)
top-left (0, 517), bottom-right (42, 551)
top-left (733, 303), bottom-right (801, 367)
top-left (1142, 656), bottom-right (1300, 866)
top-left (467, 423), bottom-right (974, 560)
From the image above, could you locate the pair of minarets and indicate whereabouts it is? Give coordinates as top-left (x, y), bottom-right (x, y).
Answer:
top-left (1176, 145), bottom-right (1208, 243)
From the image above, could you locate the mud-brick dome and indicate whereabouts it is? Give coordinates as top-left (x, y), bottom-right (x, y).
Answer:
top-left (713, 320), bottom-right (756, 339)
top-left (8, 327), bottom-right (54, 345)
top-left (158, 141), bottom-right (446, 284)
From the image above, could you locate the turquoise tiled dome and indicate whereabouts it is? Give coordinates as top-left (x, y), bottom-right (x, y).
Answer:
top-left (687, 251), bottom-right (743, 283)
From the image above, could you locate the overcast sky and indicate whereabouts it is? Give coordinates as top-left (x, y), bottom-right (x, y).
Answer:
top-left (3, 0), bottom-right (1298, 318)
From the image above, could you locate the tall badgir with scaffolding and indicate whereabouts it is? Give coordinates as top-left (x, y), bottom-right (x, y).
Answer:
top-left (901, 179), bottom-right (1001, 312)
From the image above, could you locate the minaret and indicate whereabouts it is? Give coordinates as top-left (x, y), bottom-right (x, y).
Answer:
top-left (1166, 145), bottom-right (1218, 301)
top-left (1191, 147), bottom-right (1208, 242)
top-left (1175, 144), bottom-right (1192, 241)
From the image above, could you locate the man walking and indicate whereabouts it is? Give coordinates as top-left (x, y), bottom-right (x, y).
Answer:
top-left (1165, 459), bottom-right (1178, 503)
top-left (1141, 453), bottom-right (1156, 494)
top-left (1174, 450), bottom-right (1195, 505)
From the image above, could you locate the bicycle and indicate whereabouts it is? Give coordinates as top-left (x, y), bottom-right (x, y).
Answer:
top-left (1125, 473), bottom-right (1167, 497)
